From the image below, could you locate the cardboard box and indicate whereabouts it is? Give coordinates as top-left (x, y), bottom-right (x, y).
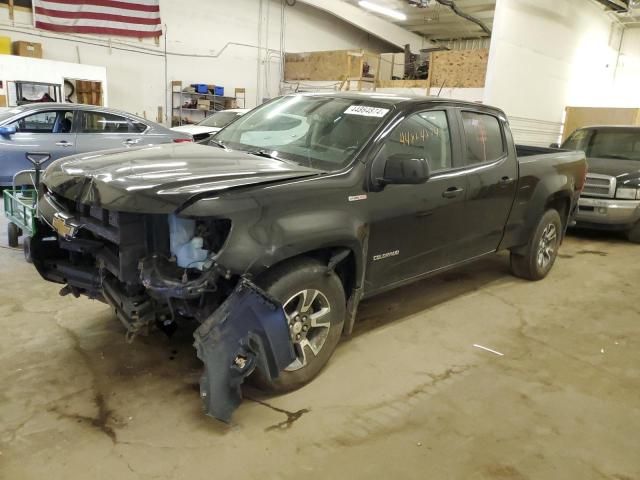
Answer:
top-left (197, 99), bottom-right (211, 111)
top-left (0, 36), bottom-right (11, 55)
top-left (12, 41), bottom-right (43, 58)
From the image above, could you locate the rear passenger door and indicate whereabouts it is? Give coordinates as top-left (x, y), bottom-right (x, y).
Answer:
top-left (456, 109), bottom-right (517, 256)
top-left (75, 110), bottom-right (149, 153)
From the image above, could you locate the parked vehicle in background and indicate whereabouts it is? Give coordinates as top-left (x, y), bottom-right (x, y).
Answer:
top-left (0, 103), bottom-right (192, 186)
top-left (561, 126), bottom-right (640, 242)
top-left (171, 108), bottom-right (249, 143)
top-left (30, 93), bottom-right (586, 422)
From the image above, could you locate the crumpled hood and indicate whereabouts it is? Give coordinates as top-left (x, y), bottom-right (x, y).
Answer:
top-left (587, 157), bottom-right (640, 187)
top-left (43, 143), bottom-right (320, 213)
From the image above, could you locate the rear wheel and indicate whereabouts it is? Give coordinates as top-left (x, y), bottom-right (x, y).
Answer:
top-left (627, 222), bottom-right (640, 244)
top-left (7, 222), bottom-right (19, 248)
top-left (253, 258), bottom-right (346, 393)
top-left (510, 209), bottom-right (562, 281)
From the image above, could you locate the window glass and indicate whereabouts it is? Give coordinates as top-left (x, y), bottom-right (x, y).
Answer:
top-left (561, 129), bottom-right (590, 151)
top-left (199, 111), bottom-right (241, 128)
top-left (586, 131), bottom-right (640, 161)
top-left (215, 95), bottom-right (391, 171)
top-left (81, 111), bottom-right (132, 133)
top-left (9, 111), bottom-right (57, 133)
top-left (8, 110), bottom-right (74, 134)
top-left (131, 121), bottom-right (148, 133)
top-left (461, 111), bottom-right (505, 164)
top-left (379, 110), bottom-right (452, 172)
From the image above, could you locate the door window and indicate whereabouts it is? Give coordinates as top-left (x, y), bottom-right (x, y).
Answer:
top-left (379, 110), bottom-right (452, 172)
top-left (130, 120), bottom-right (148, 133)
top-left (81, 111), bottom-right (132, 133)
top-left (9, 110), bottom-right (74, 134)
top-left (461, 111), bottom-right (505, 165)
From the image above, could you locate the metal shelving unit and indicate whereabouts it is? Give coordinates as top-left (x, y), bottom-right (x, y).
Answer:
top-left (171, 81), bottom-right (239, 127)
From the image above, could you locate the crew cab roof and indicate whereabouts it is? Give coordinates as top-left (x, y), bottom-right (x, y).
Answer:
top-left (291, 92), bottom-right (506, 117)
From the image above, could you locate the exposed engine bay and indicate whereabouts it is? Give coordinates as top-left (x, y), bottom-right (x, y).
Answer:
top-left (32, 190), bottom-right (293, 422)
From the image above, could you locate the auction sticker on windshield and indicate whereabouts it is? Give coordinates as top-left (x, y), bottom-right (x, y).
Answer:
top-left (344, 105), bottom-right (390, 117)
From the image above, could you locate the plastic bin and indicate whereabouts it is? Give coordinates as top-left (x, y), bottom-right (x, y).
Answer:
top-left (192, 84), bottom-right (208, 94)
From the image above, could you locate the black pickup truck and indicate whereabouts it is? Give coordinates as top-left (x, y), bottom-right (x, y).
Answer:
top-left (31, 93), bottom-right (587, 421)
top-left (561, 125), bottom-right (640, 242)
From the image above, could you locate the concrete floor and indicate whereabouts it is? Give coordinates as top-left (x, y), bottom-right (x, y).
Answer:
top-left (0, 216), bottom-right (639, 480)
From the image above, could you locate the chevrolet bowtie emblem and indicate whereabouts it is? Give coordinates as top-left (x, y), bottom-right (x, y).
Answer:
top-left (52, 213), bottom-right (77, 239)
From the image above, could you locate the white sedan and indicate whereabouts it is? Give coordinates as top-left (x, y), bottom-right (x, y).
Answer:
top-left (171, 108), bottom-right (249, 143)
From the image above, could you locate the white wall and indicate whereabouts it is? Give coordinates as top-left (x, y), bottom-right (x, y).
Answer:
top-left (610, 27), bottom-right (640, 107)
top-left (0, 1), bottom-right (396, 124)
top-left (483, 0), bottom-right (629, 146)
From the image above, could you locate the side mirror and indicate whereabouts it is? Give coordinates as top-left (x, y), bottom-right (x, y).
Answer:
top-left (549, 142), bottom-right (560, 149)
top-left (0, 125), bottom-right (17, 137)
top-left (378, 153), bottom-right (431, 186)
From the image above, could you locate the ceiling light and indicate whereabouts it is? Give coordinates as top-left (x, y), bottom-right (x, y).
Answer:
top-left (358, 1), bottom-right (407, 20)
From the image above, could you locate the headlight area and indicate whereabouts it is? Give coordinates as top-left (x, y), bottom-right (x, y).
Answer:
top-left (616, 187), bottom-right (640, 200)
top-left (32, 201), bottom-right (234, 342)
top-left (137, 215), bottom-right (234, 332)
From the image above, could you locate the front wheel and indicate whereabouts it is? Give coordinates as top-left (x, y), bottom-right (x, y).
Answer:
top-left (510, 209), bottom-right (562, 281)
top-left (253, 258), bottom-right (346, 393)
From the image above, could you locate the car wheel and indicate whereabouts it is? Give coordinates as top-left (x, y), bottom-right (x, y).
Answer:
top-left (23, 236), bottom-right (33, 263)
top-left (253, 257), bottom-right (346, 393)
top-left (510, 209), bottom-right (562, 281)
top-left (8, 222), bottom-right (19, 248)
top-left (627, 222), bottom-right (640, 244)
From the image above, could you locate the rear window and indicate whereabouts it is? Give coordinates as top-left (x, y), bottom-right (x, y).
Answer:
top-left (461, 111), bottom-right (505, 165)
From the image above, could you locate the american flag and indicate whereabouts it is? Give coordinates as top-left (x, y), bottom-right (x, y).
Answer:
top-left (33, 0), bottom-right (162, 38)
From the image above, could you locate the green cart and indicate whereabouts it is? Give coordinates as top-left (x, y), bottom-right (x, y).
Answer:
top-left (3, 153), bottom-right (51, 262)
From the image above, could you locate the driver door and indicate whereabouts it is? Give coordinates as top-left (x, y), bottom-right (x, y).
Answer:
top-left (0, 109), bottom-right (76, 185)
top-left (364, 108), bottom-right (468, 293)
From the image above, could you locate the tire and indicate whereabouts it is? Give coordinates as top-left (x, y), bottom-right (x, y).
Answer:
top-left (252, 257), bottom-right (346, 393)
top-left (7, 222), bottom-right (19, 248)
top-left (627, 222), bottom-right (640, 244)
top-left (23, 236), bottom-right (33, 263)
top-left (510, 209), bottom-right (562, 281)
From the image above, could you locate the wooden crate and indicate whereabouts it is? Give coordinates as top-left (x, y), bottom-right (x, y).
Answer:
top-left (284, 49), bottom-right (378, 81)
top-left (429, 49), bottom-right (489, 88)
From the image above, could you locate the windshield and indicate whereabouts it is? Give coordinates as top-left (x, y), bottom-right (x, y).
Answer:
top-left (198, 111), bottom-right (242, 128)
top-left (214, 95), bottom-right (393, 171)
top-left (563, 129), bottom-right (640, 161)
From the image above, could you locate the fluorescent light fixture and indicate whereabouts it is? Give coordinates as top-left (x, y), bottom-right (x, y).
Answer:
top-left (358, 1), bottom-right (407, 20)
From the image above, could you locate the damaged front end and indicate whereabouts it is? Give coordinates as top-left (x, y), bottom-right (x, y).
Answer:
top-left (194, 280), bottom-right (295, 422)
top-left (32, 190), bottom-right (294, 422)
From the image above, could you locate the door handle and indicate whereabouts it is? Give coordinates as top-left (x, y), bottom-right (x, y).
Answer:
top-left (442, 186), bottom-right (464, 199)
top-left (499, 176), bottom-right (515, 185)
top-left (123, 138), bottom-right (140, 146)
top-left (55, 141), bottom-right (73, 147)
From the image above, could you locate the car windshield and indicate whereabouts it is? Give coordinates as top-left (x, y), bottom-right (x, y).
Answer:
top-left (198, 111), bottom-right (242, 128)
top-left (563, 129), bottom-right (640, 161)
top-left (214, 95), bottom-right (393, 171)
